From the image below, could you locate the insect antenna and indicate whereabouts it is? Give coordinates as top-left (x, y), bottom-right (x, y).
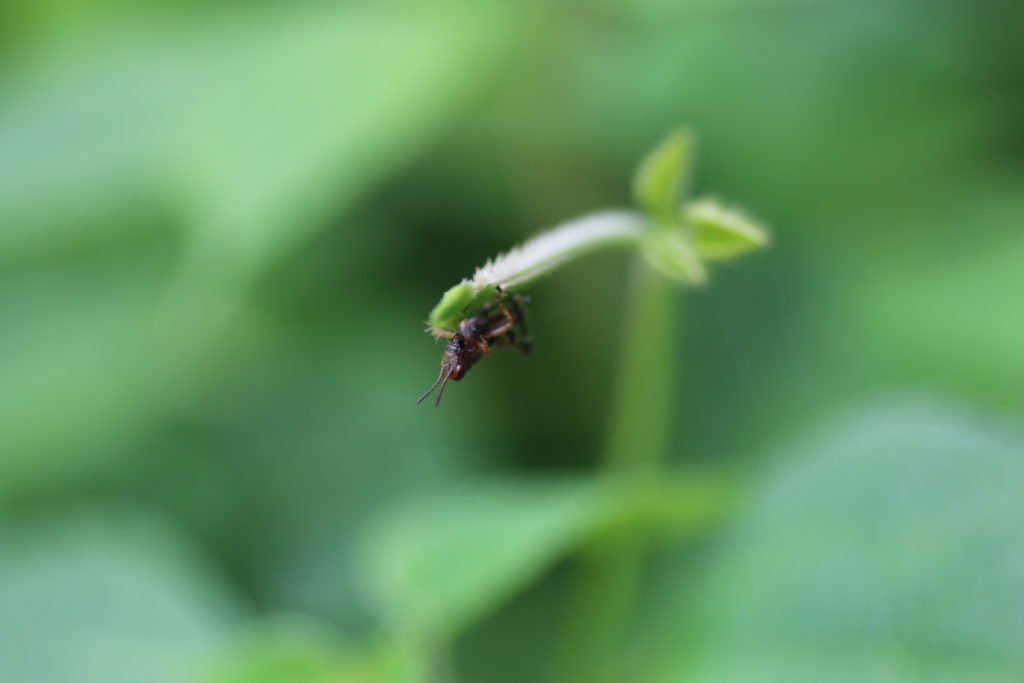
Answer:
top-left (433, 372), bottom-right (452, 407)
top-left (416, 367), bottom-right (452, 406)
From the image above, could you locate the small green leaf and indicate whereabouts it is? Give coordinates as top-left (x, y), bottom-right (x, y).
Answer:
top-left (427, 281), bottom-right (497, 332)
top-left (632, 129), bottom-right (695, 219)
top-left (685, 197), bottom-right (770, 261)
top-left (426, 282), bottom-right (473, 331)
top-left (465, 284), bottom-right (499, 320)
top-left (641, 229), bottom-right (707, 285)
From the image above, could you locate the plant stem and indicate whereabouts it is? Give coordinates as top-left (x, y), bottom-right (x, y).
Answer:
top-left (603, 260), bottom-right (679, 470)
top-left (429, 210), bottom-right (648, 332)
top-left (556, 257), bottom-right (680, 683)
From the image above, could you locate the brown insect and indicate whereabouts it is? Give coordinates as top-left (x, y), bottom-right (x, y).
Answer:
top-left (417, 287), bottom-right (531, 407)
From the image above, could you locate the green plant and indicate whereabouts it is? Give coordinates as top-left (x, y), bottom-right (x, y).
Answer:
top-left (426, 130), bottom-right (767, 335)
top-left (419, 129), bottom-right (769, 682)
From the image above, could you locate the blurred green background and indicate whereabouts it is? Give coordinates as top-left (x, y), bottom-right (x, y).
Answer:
top-left (1, 0), bottom-right (1022, 681)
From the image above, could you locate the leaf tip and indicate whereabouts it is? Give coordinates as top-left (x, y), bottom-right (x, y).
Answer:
top-left (428, 281), bottom-right (475, 331)
top-left (686, 197), bottom-right (771, 262)
top-left (633, 128), bottom-right (697, 219)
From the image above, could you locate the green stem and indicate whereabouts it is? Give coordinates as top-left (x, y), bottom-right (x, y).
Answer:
top-left (603, 260), bottom-right (679, 470)
top-left (556, 257), bottom-right (680, 683)
top-left (429, 210), bottom-right (648, 332)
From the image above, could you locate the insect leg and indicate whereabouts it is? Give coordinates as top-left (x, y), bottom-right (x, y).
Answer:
top-left (484, 288), bottom-right (518, 340)
top-left (507, 294), bottom-right (532, 354)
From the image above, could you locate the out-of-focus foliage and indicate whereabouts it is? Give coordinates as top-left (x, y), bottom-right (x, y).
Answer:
top-left (647, 399), bottom-right (1024, 683)
top-left (1, 0), bottom-right (1022, 681)
top-left (358, 478), bottom-right (619, 640)
top-left (0, 513), bottom-right (240, 683)
top-left (0, 0), bottom-right (513, 490)
top-left (686, 199), bottom-right (769, 262)
top-left (208, 617), bottom-right (412, 683)
top-left (633, 129), bottom-right (693, 220)
top-left (356, 473), bottom-right (728, 643)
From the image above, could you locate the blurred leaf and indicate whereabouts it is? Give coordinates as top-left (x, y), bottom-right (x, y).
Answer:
top-left (0, 511), bottom-right (241, 683)
top-left (835, 191), bottom-right (1024, 410)
top-left (171, 2), bottom-right (516, 280)
top-left (646, 398), bottom-right (1024, 683)
top-left (574, 1), bottom-right (996, 224)
top-left (632, 129), bottom-right (693, 220)
top-left (207, 616), bottom-right (415, 683)
top-left (642, 230), bottom-right (707, 285)
top-left (0, 259), bottom-right (171, 491)
top-left (685, 198), bottom-right (770, 262)
top-left (0, 0), bottom-right (518, 489)
top-left (355, 473), bottom-right (731, 642)
top-left (209, 315), bottom-right (478, 625)
top-left (356, 477), bottom-right (619, 640)
top-left (0, 2), bottom-right (516, 271)
top-left (427, 282), bottom-right (476, 331)
top-left (613, 470), bottom-right (736, 538)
